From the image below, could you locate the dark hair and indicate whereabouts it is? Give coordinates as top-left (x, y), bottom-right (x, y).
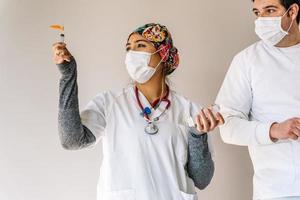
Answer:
top-left (252, 0), bottom-right (300, 23)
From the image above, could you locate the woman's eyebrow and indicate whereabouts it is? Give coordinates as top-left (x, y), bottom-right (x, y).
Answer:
top-left (126, 39), bottom-right (149, 46)
top-left (134, 39), bottom-right (149, 43)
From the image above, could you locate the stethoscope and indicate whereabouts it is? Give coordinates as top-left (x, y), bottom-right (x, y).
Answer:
top-left (135, 85), bottom-right (171, 135)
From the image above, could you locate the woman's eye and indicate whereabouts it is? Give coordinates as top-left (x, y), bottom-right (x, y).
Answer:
top-left (137, 43), bottom-right (146, 48)
top-left (126, 47), bottom-right (130, 51)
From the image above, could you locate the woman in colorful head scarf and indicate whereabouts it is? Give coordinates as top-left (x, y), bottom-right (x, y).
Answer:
top-left (130, 23), bottom-right (180, 75)
top-left (52, 23), bottom-right (224, 200)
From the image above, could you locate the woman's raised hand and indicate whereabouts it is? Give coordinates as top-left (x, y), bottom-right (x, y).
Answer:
top-left (52, 42), bottom-right (72, 65)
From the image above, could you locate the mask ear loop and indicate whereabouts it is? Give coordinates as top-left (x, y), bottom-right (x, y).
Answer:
top-left (286, 18), bottom-right (294, 34)
top-left (149, 45), bottom-right (170, 70)
top-left (155, 48), bottom-right (170, 68)
top-left (282, 6), bottom-right (294, 34)
top-left (282, 6), bottom-right (291, 17)
top-left (150, 45), bottom-right (170, 109)
top-left (152, 44), bottom-right (169, 55)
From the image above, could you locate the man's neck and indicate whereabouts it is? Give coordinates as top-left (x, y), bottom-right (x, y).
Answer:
top-left (276, 25), bottom-right (300, 48)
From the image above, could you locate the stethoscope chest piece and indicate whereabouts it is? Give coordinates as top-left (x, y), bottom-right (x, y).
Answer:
top-left (145, 122), bottom-right (159, 135)
top-left (135, 85), bottom-right (170, 136)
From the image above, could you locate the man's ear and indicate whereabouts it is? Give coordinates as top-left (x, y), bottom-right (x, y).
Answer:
top-left (289, 3), bottom-right (299, 21)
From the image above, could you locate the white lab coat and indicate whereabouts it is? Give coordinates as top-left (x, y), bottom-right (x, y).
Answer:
top-left (216, 41), bottom-right (300, 199)
top-left (80, 85), bottom-right (212, 200)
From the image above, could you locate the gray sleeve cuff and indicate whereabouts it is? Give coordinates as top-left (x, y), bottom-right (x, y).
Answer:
top-left (187, 127), bottom-right (214, 189)
top-left (57, 57), bottom-right (75, 76)
top-left (188, 127), bottom-right (207, 139)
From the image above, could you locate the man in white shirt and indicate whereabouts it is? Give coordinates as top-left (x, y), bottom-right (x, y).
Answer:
top-left (216, 0), bottom-right (300, 199)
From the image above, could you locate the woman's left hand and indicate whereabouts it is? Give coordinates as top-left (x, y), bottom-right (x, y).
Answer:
top-left (195, 106), bottom-right (225, 133)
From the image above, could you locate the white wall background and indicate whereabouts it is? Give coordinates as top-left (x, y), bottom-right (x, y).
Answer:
top-left (0, 0), bottom-right (258, 199)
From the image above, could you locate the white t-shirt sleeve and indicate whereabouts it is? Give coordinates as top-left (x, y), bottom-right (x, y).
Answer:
top-left (215, 53), bottom-right (274, 146)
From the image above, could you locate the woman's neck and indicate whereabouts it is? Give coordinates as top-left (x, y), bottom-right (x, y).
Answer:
top-left (136, 73), bottom-right (167, 104)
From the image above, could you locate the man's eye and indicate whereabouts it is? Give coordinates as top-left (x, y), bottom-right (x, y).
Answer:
top-left (126, 47), bottom-right (130, 51)
top-left (267, 9), bottom-right (276, 13)
top-left (254, 11), bottom-right (260, 16)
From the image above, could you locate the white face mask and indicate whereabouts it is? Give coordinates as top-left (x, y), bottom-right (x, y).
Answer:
top-left (125, 47), bottom-right (167, 84)
top-left (255, 7), bottom-right (294, 46)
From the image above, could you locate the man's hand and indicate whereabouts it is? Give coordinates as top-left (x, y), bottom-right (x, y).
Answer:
top-left (270, 118), bottom-right (300, 142)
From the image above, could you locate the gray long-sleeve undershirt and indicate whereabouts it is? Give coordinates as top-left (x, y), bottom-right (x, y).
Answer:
top-left (56, 58), bottom-right (214, 190)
